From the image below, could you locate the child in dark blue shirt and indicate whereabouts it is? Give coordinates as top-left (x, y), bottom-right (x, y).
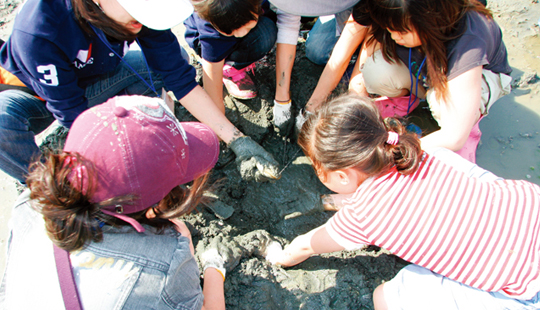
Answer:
top-left (184, 0), bottom-right (277, 109)
top-left (0, 0), bottom-right (281, 185)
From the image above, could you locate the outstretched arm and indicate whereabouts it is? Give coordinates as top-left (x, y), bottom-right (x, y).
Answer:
top-left (306, 17), bottom-right (367, 113)
top-left (420, 66), bottom-right (483, 151)
top-left (180, 85), bottom-right (242, 143)
top-left (274, 9), bottom-right (301, 102)
top-left (169, 219), bottom-right (226, 310)
top-left (180, 86), bottom-right (281, 181)
top-left (201, 268), bottom-right (226, 310)
top-left (268, 225), bottom-right (345, 267)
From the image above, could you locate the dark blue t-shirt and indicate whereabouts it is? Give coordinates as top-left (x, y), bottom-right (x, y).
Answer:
top-left (184, 0), bottom-right (272, 63)
top-left (184, 14), bottom-right (240, 63)
top-left (396, 10), bottom-right (511, 86)
top-left (0, 0), bottom-right (197, 127)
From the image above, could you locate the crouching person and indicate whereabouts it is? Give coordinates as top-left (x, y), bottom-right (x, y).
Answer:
top-left (266, 94), bottom-right (540, 310)
top-left (0, 95), bottom-right (235, 309)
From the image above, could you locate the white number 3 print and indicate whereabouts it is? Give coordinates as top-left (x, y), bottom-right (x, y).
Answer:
top-left (37, 64), bottom-right (59, 86)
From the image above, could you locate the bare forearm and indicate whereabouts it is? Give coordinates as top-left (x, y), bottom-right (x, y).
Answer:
top-left (180, 86), bottom-right (243, 144)
top-left (275, 43), bottom-right (296, 102)
top-left (201, 59), bottom-right (226, 114)
top-left (201, 268), bottom-right (225, 310)
top-left (270, 226), bottom-right (345, 267)
top-left (421, 127), bottom-right (471, 152)
top-left (307, 60), bottom-right (350, 112)
top-left (307, 22), bottom-right (367, 112)
top-left (276, 233), bottom-right (315, 267)
top-left (421, 66), bottom-right (484, 152)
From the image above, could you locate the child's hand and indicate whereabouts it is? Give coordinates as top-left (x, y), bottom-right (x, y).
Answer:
top-left (170, 219), bottom-right (195, 255)
top-left (264, 241), bottom-right (284, 265)
top-left (170, 218), bottom-right (191, 237)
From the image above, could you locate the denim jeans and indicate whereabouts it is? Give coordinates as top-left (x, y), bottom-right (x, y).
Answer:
top-left (225, 16), bottom-right (278, 69)
top-left (305, 16), bottom-right (341, 66)
top-left (0, 50), bottom-right (164, 183)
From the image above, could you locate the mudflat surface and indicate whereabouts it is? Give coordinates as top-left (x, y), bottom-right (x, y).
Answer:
top-left (1, 1), bottom-right (540, 309)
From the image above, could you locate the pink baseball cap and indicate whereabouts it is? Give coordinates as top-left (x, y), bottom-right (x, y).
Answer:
top-left (63, 95), bottom-right (219, 232)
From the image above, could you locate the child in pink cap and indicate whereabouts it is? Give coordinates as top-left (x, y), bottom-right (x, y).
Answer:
top-left (1, 95), bottom-right (236, 309)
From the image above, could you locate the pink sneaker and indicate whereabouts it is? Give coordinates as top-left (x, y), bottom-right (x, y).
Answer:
top-left (222, 63), bottom-right (257, 99)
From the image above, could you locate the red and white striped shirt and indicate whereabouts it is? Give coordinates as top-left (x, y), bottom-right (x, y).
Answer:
top-left (326, 150), bottom-right (540, 299)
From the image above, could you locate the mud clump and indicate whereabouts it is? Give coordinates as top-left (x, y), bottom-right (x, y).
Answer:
top-left (39, 44), bottom-right (409, 310)
top-left (179, 45), bottom-right (408, 310)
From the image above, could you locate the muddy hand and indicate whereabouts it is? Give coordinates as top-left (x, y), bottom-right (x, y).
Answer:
top-left (265, 242), bottom-right (284, 265)
top-left (199, 235), bottom-right (244, 279)
top-left (238, 230), bottom-right (281, 257)
top-left (229, 136), bottom-right (281, 182)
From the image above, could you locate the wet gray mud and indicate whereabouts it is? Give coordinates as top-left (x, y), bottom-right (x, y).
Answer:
top-left (173, 43), bottom-right (411, 310)
top-left (37, 41), bottom-right (409, 309)
top-left (29, 0), bottom-right (540, 308)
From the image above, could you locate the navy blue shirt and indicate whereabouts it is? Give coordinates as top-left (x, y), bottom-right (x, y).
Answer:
top-left (396, 11), bottom-right (511, 86)
top-left (184, 0), bottom-right (272, 63)
top-left (0, 0), bottom-right (197, 127)
top-left (184, 14), bottom-right (242, 63)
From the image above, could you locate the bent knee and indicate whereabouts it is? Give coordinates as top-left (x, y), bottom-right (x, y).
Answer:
top-left (361, 50), bottom-right (426, 98)
top-left (362, 60), bottom-right (411, 97)
top-left (305, 43), bottom-right (331, 66)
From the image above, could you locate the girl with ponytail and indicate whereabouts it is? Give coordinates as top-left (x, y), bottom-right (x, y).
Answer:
top-left (265, 94), bottom-right (540, 309)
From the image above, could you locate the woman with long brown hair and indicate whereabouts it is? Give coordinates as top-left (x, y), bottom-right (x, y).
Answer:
top-left (357, 0), bottom-right (512, 163)
top-left (299, 0), bottom-right (511, 163)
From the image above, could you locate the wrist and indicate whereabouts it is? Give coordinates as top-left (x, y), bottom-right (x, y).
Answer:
top-left (274, 98), bottom-right (291, 105)
top-left (203, 265), bottom-right (226, 282)
top-left (227, 131), bottom-right (246, 146)
top-left (299, 108), bottom-right (314, 118)
top-left (274, 91), bottom-right (290, 103)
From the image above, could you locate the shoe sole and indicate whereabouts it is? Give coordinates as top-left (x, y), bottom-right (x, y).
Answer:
top-left (222, 79), bottom-right (257, 100)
